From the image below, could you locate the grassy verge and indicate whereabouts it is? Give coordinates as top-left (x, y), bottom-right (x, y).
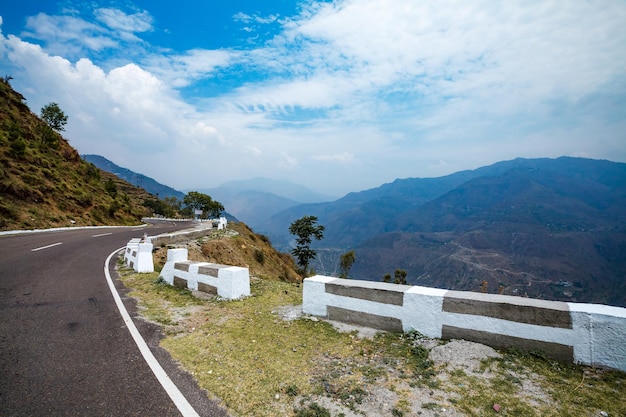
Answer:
top-left (446, 349), bottom-right (626, 417)
top-left (118, 263), bottom-right (626, 417)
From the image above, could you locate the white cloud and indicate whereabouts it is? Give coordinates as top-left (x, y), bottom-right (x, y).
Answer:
top-left (312, 152), bottom-right (354, 163)
top-left (280, 151), bottom-right (298, 169)
top-left (233, 12), bottom-right (279, 25)
top-left (22, 13), bottom-right (117, 55)
top-left (1, 0), bottom-right (625, 195)
top-left (146, 48), bottom-right (234, 87)
top-left (94, 8), bottom-right (153, 34)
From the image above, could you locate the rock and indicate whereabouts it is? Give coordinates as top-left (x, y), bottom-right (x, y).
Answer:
top-left (429, 340), bottom-right (501, 372)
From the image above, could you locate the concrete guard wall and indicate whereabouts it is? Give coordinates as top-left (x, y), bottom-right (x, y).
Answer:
top-left (159, 248), bottom-right (250, 300)
top-left (124, 238), bottom-right (154, 273)
top-left (303, 276), bottom-right (626, 372)
top-left (148, 217), bottom-right (227, 247)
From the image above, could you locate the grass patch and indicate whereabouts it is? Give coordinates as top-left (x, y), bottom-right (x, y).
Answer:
top-left (446, 348), bottom-right (626, 417)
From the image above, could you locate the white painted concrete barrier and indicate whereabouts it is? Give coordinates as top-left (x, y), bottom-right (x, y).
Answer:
top-left (303, 276), bottom-right (626, 372)
top-left (159, 248), bottom-right (250, 300)
top-left (124, 238), bottom-right (154, 273)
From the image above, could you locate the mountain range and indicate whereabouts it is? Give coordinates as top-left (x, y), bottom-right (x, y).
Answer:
top-left (256, 157), bottom-right (626, 307)
top-left (81, 155), bottom-right (335, 226)
top-left (79, 152), bottom-right (626, 307)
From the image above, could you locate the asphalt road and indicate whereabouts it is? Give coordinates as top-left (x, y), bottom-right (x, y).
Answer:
top-left (0, 221), bottom-right (229, 417)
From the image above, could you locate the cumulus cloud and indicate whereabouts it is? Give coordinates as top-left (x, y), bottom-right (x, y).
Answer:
top-left (2, 34), bottom-right (222, 157)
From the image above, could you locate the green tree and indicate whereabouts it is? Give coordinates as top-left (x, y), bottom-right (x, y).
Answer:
top-left (163, 196), bottom-right (182, 217)
top-left (289, 215), bottom-right (325, 277)
top-left (183, 191), bottom-right (224, 219)
top-left (394, 269), bottom-right (408, 285)
top-left (382, 270), bottom-right (408, 284)
top-left (338, 250), bottom-right (356, 279)
top-left (40, 102), bottom-right (68, 132)
top-left (206, 199), bottom-right (225, 219)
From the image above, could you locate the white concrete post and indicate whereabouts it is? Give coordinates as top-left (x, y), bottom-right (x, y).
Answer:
top-left (136, 242), bottom-right (154, 273)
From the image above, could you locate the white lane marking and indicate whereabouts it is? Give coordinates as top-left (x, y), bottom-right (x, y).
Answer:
top-left (92, 232), bottom-right (113, 238)
top-left (104, 248), bottom-right (200, 417)
top-left (31, 242), bottom-right (63, 252)
top-left (131, 228), bottom-right (145, 232)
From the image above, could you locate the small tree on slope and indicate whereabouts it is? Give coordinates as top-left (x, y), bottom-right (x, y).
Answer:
top-left (40, 102), bottom-right (68, 132)
top-left (289, 215), bottom-right (325, 277)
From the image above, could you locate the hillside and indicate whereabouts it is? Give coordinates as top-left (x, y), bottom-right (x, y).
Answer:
top-left (82, 154), bottom-right (185, 200)
top-left (153, 221), bottom-right (301, 283)
top-left (259, 157), bottom-right (626, 307)
top-left (0, 80), bottom-right (152, 230)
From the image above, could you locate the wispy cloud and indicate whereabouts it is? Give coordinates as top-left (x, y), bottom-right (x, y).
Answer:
top-left (94, 8), bottom-right (153, 34)
top-left (22, 13), bottom-right (117, 55)
top-left (20, 7), bottom-right (153, 58)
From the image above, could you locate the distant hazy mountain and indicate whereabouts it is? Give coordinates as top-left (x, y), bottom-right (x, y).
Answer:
top-left (82, 154), bottom-right (185, 199)
top-left (207, 177), bottom-right (336, 203)
top-left (193, 178), bottom-right (336, 230)
top-left (259, 157), bottom-right (626, 307)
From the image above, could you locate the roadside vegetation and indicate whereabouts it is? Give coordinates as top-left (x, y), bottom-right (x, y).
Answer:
top-left (117, 224), bottom-right (626, 417)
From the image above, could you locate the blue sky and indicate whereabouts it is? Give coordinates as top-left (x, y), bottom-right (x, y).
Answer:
top-left (1, 1), bottom-right (625, 196)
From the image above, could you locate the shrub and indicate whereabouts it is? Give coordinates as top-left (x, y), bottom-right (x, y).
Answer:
top-left (294, 402), bottom-right (330, 417)
top-left (285, 384), bottom-right (299, 397)
top-left (254, 249), bottom-right (265, 265)
top-left (104, 178), bottom-right (117, 197)
top-left (37, 123), bottom-right (59, 149)
top-left (9, 136), bottom-right (26, 157)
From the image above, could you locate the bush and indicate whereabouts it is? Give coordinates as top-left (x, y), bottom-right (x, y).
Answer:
top-left (285, 384), bottom-right (299, 397)
top-left (104, 178), bottom-right (117, 197)
top-left (37, 123), bottom-right (59, 149)
top-left (294, 402), bottom-right (330, 417)
top-left (9, 136), bottom-right (26, 157)
top-left (254, 249), bottom-right (265, 265)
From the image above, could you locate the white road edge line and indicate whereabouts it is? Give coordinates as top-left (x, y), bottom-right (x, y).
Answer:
top-left (104, 248), bottom-right (200, 417)
top-left (92, 232), bottom-right (113, 238)
top-left (31, 242), bottom-right (63, 252)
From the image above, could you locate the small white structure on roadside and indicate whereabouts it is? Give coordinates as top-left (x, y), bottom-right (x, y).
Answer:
top-left (124, 237), bottom-right (154, 273)
top-left (159, 248), bottom-right (249, 300)
top-left (212, 216), bottom-right (228, 230)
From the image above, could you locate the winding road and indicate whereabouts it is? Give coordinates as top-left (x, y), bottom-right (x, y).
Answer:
top-left (0, 221), bottom-right (229, 416)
